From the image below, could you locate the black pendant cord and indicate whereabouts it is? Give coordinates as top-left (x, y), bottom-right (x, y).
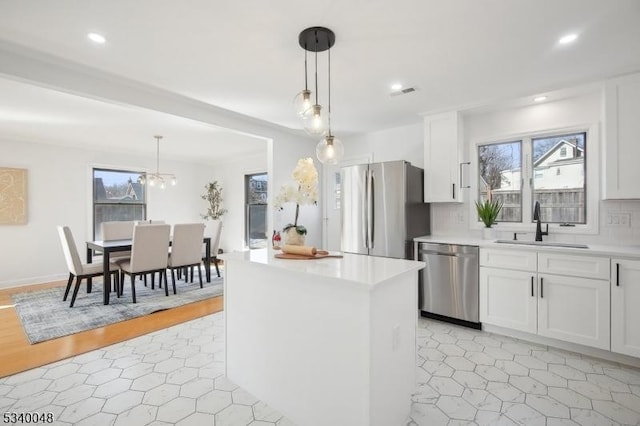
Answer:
top-left (327, 45), bottom-right (332, 135)
top-left (314, 31), bottom-right (319, 106)
top-left (303, 47), bottom-right (308, 91)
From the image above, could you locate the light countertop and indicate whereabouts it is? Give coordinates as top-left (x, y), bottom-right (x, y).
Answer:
top-left (414, 235), bottom-right (640, 259)
top-left (221, 248), bottom-right (425, 289)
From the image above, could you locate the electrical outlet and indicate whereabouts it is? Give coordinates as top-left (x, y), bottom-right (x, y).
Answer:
top-left (607, 212), bottom-right (631, 227)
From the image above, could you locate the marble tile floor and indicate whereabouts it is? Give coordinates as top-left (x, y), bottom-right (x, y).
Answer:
top-left (1, 313), bottom-right (640, 426)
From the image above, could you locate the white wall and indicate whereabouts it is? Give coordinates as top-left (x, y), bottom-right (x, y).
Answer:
top-left (345, 123), bottom-right (423, 167)
top-left (199, 152), bottom-right (268, 253)
top-left (0, 137), bottom-right (213, 288)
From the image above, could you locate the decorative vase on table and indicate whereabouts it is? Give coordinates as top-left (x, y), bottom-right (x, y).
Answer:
top-left (283, 225), bottom-right (306, 246)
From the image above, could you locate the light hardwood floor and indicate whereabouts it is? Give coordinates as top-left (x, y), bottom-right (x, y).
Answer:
top-left (0, 279), bottom-right (223, 378)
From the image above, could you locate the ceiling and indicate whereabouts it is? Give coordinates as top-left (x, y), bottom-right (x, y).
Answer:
top-left (0, 0), bottom-right (639, 159)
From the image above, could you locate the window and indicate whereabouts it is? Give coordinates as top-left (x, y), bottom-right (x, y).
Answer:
top-left (477, 131), bottom-right (587, 227)
top-left (246, 173), bottom-right (268, 249)
top-left (478, 140), bottom-right (522, 222)
top-left (93, 168), bottom-right (146, 239)
top-left (532, 133), bottom-right (586, 224)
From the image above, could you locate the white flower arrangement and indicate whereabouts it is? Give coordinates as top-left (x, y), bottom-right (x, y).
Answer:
top-left (274, 157), bottom-right (318, 235)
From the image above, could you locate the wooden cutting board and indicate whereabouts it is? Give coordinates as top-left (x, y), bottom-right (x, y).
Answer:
top-left (274, 250), bottom-right (343, 260)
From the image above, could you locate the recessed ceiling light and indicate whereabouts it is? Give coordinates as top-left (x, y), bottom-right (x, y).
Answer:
top-left (534, 96), bottom-right (547, 102)
top-left (391, 83), bottom-right (403, 91)
top-left (88, 32), bottom-right (106, 44)
top-left (558, 33), bottom-right (578, 45)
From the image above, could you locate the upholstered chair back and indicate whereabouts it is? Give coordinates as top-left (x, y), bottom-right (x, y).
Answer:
top-left (101, 221), bottom-right (135, 241)
top-left (57, 226), bottom-right (82, 275)
top-left (129, 224), bottom-right (171, 272)
top-left (169, 223), bottom-right (206, 267)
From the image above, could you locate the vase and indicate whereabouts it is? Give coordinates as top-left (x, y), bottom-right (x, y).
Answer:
top-left (482, 227), bottom-right (496, 240)
top-left (283, 227), bottom-right (306, 246)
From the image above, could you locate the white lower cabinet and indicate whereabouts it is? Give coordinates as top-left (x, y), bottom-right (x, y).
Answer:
top-left (611, 259), bottom-right (640, 357)
top-left (480, 248), bottom-right (612, 352)
top-left (537, 273), bottom-right (610, 350)
top-left (480, 268), bottom-right (537, 334)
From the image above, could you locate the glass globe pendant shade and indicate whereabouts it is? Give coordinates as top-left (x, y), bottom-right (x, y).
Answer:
top-left (303, 104), bottom-right (328, 136)
top-left (293, 89), bottom-right (313, 118)
top-left (171, 176), bottom-right (177, 186)
top-left (316, 134), bottom-right (344, 165)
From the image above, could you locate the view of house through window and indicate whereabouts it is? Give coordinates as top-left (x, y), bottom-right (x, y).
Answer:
top-left (246, 173), bottom-right (268, 249)
top-left (478, 131), bottom-right (587, 225)
top-left (93, 168), bottom-right (146, 239)
top-left (532, 132), bottom-right (586, 224)
top-left (478, 140), bottom-right (522, 222)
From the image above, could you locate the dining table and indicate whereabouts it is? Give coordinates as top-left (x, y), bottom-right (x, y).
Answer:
top-left (86, 237), bottom-right (212, 305)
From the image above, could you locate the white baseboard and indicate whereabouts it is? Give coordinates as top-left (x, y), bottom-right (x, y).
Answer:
top-left (483, 324), bottom-right (640, 369)
top-left (0, 273), bottom-right (68, 290)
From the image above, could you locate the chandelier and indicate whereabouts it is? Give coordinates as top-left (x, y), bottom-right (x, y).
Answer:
top-left (294, 26), bottom-right (344, 165)
top-left (138, 135), bottom-right (176, 189)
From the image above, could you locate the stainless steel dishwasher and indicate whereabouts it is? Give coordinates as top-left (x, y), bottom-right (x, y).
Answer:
top-left (417, 242), bottom-right (480, 329)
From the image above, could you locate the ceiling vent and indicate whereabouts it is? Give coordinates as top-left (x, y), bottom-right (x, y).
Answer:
top-left (390, 87), bottom-right (417, 97)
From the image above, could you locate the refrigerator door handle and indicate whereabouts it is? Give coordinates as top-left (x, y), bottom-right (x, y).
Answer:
top-left (367, 169), bottom-right (374, 249)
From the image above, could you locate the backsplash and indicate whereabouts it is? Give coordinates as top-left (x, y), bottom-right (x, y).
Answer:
top-left (431, 200), bottom-right (640, 246)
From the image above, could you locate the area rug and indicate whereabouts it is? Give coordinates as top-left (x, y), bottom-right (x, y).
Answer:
top-left (11, 276), bottom-right (224, 344)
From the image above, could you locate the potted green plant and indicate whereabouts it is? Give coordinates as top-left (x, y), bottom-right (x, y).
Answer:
top-left (201, 181), bottom-right (228, 220)
top-left (475, 198), bottom-right (503, 239)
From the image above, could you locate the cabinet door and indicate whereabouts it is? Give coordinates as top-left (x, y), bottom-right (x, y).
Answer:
top-left (611, 259), bottom-right (640, 357)
top-left (480, 267), bottom-right (537, 333)
top-left (423, 111), bottom-right (464, 203)
top-left (603, 72), bottom-right (640, 199)
top-left (537, 274), bottom-right (610, 350)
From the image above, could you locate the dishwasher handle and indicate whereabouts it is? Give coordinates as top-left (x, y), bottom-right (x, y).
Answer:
top-left (419, 250), bottom-right (477, 258)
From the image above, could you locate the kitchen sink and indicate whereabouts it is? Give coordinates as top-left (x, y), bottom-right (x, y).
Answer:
top-left (495, 240), bottom-right (589, 249)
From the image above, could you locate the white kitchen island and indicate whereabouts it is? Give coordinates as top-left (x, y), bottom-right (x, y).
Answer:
top-left (222, 248), bottom-right (425, 426)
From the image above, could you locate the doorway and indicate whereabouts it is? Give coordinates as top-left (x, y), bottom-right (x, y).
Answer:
top-left (245, 172), bottom-right (268, 249)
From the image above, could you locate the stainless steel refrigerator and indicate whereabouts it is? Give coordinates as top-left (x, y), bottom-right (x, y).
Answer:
top-left (341, 161), bottom-right (430, 259)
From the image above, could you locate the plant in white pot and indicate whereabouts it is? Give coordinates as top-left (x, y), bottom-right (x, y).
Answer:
top-left (274, 157), bottom-right (318, 246)
top-left (475, 198), bottom-right (503, 240)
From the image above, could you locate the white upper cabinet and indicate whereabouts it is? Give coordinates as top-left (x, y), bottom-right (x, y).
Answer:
top-left (603, 72), bottom-right (640, 199)
top-left (423, 111), bottom-right (468, 203)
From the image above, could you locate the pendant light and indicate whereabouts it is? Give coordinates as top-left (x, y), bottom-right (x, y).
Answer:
top-left (315, 39), bottom-right (343, 165)
top-left (293, 49), bottom-right (313, 118)
top-left (298, 27), bottom-right (333, 137)
top-left (137, 135), bottom-right (177, 189)
top-left (297, 27), bottom-right (343, 164)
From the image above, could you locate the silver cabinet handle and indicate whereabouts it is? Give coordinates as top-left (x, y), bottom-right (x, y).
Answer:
top-left (540, 277), bottom-right (544, 298)
top-left (459, 162), bottom-right (471, 190)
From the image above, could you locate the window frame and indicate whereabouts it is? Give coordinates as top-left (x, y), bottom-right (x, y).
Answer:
top-left (468, 123), bottom-right (599, 235)
top-left (92, 167), bottom-right (147, 240)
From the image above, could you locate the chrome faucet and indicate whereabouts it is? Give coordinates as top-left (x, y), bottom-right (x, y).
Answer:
top-left (533, 201), bottom-right (549, 241)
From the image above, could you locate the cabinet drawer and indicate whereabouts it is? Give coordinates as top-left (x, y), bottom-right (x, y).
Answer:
top-left (480, 249), bottom-right (537, 272)
top-left (538, 253), bottom-right (610, 280)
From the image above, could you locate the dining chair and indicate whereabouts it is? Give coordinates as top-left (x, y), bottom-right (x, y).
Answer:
top-left (117, 224), bottom-right (171, 303)
top-left (57, 226), bottom-right (120, 308)
top-left (168, 223), bottom-right (206, 290)
top-left (101, 220), bottom-right (134, 262)
top-left (204, 220), bottom-right (223, 278)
